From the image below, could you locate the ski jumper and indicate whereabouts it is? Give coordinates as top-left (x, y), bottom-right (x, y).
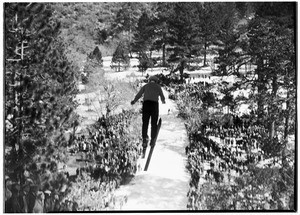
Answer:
top-left (132, 78), bottom-right (165, 148)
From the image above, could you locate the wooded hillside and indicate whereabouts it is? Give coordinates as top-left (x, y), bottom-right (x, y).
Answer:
top-left (4, 2), bottom-right (296, 212)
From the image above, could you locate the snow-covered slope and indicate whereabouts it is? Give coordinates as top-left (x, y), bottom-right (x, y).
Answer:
top-left (113, 90), bottom-right (190, 210)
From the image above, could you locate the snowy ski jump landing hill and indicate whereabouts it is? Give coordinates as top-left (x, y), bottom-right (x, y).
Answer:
top-left (114, 89), bottom-right (190, 210)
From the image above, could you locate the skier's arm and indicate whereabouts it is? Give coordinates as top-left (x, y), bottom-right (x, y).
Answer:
top-left (131, 86), bottom-right (145, 105)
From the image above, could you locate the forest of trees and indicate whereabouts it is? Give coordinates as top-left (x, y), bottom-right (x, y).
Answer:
top-left (4, 2), bottom-right (296, 212)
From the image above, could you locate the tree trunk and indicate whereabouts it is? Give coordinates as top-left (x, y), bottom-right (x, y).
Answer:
top-left (203, 40), bottom-right (207, 67)
top-left (129, 12), bottom-right (132, 58)
top-left (17, 42), bottom-right (26, 157)
top-left (284, 91), bottom-right (290, 140)
top-left (11, 68), bottom-right (17, 152)
top-left (162, 43), bottom-right (166, 67)
top-left (269, 73), bottom-right (278, 139)
top-left (179, 60), bottom-right (185, 81)
top-left (257, 58), bottom-right (265, 121)
top-left (282, 85), bottom-right (290, 168)
top-left (269, 121), bottom-right (275, 139)
top-left (18, 72), bottom-right (24, 155)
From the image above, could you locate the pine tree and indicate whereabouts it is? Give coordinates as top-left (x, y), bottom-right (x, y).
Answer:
top-left (132, 12), bottom-right (153, 54)
top-left (88, 46), bottom-right (103, 67)
top-left (132, 12), bottom-right (156, 74)
top-left (194, 2), bottom-right (238, 67)
top-left (151, 2), bottom-right (174, 67)
top-left (137, 52), bottom-right (154, 75)
top-left (166, 2), bottom-right (197, 81)
top-left (111, 42), bottom-right (130, 72)
top-left (5, 3), bottom-right (78, 183)
top-left (112, 2), bottom-right (144, 57)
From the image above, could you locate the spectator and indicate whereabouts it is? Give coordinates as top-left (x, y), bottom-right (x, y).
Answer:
top-left (33, 191), bottom-right (45, 213)
top-left (5, 178), bottom-right (13, 212)
top-left (28, 185), bottom-right (39, 213)
top-left (72, 202), bottom-right (79, 211)
top-left (44, 190), bottom-right (52, 212)
top-left (21, 182), bottom-right (31, 212)
top-left (10, 184), bottom-right (22, 213)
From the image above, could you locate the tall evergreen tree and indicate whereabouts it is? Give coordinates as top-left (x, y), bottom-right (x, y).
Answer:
top-left (111, 42), bottom-right (130, 72)
top-left (194, 2), bottom-right (238, 66)
top-left (151, 2), bottom-right (174, 66)
top-left (5, 3), bottom-right (78, 182)
top-left (112, 2), bottom-right (144, 57)
top-left (88, 46), bottom-right (103, 67)
top-left (166, 2), bottom-right (197, 81)
top-left (132, 12), bottom-right (153, 54)
top-left (132, 12), bottom-right (156, 73)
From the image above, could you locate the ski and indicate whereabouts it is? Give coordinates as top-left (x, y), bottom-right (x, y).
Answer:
top-left (144, 118), bottom-right (162, 171)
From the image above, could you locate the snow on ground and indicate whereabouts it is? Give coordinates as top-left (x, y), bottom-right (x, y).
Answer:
top-left (113, 89), bottom-right (190, 210)
top-left (104, 65), bottom-right (170, 82)
top-left (74, 88), bottom-right (136, 133)
top-left (102, 56), bottom-right (112, 68)
top-left (74, 91), bottom-right (105, 130)
top-left (75, 62), bottom-right (191, 209)
top-left (74, 57), bottom-right (258, 210)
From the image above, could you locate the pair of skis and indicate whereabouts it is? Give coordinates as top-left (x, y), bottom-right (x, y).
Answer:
top-left (144, 118), bottom-right (162, 171)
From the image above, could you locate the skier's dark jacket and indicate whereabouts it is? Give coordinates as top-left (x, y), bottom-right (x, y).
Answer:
top-left (132, 81), bottom-right (165, 103)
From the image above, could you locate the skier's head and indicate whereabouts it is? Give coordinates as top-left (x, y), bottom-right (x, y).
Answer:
top-left (149, 75), bottom-right (158, 83)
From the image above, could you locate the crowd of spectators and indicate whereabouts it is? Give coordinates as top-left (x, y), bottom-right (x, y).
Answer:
top-left (5, 161), bottom-right (77, 213)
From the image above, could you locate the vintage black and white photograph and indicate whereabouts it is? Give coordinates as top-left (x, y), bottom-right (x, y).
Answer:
top-left (3, 2), bottom-right (296, 212)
